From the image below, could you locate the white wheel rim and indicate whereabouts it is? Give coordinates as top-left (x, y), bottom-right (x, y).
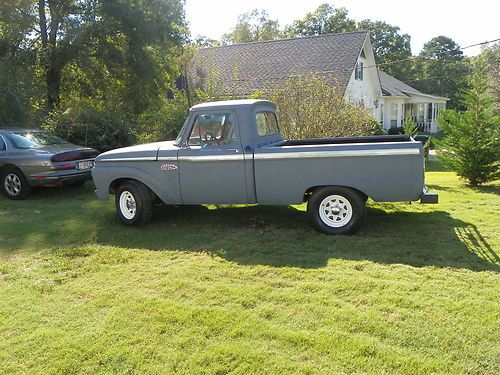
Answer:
top-left (319, 194), bottom-right (353, 228)
top-left (119, 191), bottom-right (137, 220)
top-left (4, 173), bottom-right (22, 196)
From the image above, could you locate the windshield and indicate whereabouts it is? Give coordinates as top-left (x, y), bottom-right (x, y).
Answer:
top-left (7, 132), bottom-right (69, 149)
top-left (175, 117), bottom-right (190, 145)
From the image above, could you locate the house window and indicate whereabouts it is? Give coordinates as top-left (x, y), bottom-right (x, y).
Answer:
top-left (355, 61), bottom-right (364, 81)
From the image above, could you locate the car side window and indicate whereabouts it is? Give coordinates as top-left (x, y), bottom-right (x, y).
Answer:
top-left (256, 112), bottom-right (279, 136)
top-left (0, 135), bottom-right (6, 151)
top-left (188, 113), bottom-right (238, 147)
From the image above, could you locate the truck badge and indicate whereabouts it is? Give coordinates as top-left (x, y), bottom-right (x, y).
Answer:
top-left (161, 163), bottom-right (178, 171)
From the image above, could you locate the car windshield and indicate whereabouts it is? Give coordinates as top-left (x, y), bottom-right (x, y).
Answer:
top-left (7, 132), bottom-right (69, 149)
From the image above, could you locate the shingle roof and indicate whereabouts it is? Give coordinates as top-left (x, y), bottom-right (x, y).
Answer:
top-left (187, 31), bottom-right (369, 97)
top-left (378, 70), bottom-right (422, 97)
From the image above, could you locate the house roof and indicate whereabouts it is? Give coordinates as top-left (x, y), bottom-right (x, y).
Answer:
top-left (378, 70), bottom-right (449, 100)
top-left (378, 70), bottom-right (423, 97)
top-left (187, 31), bottom-right (369, 97)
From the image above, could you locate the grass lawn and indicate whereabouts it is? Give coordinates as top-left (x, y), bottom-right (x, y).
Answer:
top-left (0, 161), bottom-right (498, 374)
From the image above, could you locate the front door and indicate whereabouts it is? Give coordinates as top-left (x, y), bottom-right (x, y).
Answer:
top-left (178, 111), bottom-right (247, 204)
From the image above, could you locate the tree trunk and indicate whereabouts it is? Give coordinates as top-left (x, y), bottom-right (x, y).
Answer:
top-left (46, 62), bottom-right (62, 110)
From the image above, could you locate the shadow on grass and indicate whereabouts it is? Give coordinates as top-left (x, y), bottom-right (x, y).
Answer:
top-left (93, 204), bottom-right (499, 271)
top-left (1, 182), bottom-right (498, 271)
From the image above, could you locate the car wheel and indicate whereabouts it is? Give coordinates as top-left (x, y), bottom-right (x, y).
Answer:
top-left (307, 186), bottom-right (366, 235)
top-left (115, 180), bottom-right (153, 226)
top-left (1, 167), bottom-right (32, 200)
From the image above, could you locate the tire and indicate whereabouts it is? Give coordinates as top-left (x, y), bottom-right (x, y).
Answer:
top-left (307, 186), bottom-right (366, 235)
top-left (1, 167), bottom-right (32, 200)
top-left (115, 180), bottom-right (153, 226)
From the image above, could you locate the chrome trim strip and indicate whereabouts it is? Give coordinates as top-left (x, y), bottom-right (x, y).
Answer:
top-left (254, 148), bottom-right (420, 160)
top-left (279, 141), bottom-right (419, 149)
top-left (100, 157), bottom-right (157, 162)
top-left (157, 156), bottom-right (178, 161)
top-left (178, 154), bottom-right (245, 162)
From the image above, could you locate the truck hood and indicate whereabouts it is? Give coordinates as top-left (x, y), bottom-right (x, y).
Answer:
top-left (96, 141), bottom-right (178, 161)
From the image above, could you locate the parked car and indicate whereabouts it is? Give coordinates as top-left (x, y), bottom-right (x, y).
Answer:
top-left (92, 100), bottom-right (438, 235)
top-left (0, 129), bottom-right (99, 199)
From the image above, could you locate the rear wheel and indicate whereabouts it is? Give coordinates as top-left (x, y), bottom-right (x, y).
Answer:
top-left (115, 181), bottom-right (153, 226)
top-left (1, 167), bottom-right (32, 200)
top-left (307, 186), bottom-right (366, 235)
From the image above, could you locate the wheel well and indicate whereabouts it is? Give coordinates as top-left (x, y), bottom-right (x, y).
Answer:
top-left (108, 178), bottom-right (159, 202)
top-left (0, 164), bottom-right (21, 176)
top-left (109, 178), bottom-right (137, 195)
top-left (303, 185), bottom-right (368, 202)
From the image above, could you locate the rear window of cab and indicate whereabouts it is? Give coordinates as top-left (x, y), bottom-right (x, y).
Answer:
top-left (256, 112), bottom-right (279, 137)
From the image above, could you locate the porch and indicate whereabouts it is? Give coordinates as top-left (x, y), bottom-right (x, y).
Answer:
top-left (378, 98), bottom-right (447, 134)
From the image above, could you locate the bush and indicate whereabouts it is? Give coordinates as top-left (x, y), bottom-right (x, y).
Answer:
top-left (436, 59), bottom-right (500, 186)
top-left (42, 108), bottom-right (135, 152)
top-left (261, 74), bottom-right (380, 139)
top-left (136, 92), bottom-right (189, 143)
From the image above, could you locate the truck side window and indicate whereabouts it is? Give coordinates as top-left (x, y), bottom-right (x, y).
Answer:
top-left (0, 136), bottom-right (5, 151)
top-left (256, 112), bottom-right (279, 136)
top-left (188, 113), bottom-right (238, 146)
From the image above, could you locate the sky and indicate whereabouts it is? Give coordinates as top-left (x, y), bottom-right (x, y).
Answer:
top-left (185, 0), bottom-right (500, 56)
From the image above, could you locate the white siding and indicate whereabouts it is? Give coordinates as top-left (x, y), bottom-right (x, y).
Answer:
top-left (344, 37), bottom-right (382, 118)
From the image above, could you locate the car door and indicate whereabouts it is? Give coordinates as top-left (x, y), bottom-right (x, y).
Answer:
top-left (178, 110), bottom-right (247, 204)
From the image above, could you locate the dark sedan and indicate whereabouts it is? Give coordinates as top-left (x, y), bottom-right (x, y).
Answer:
top-left (0, 129), bottom-right (99, 199)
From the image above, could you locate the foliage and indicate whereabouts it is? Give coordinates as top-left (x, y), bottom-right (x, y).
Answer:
top-left (478, 43), bottom-right (500, 114)
top-left (284, 3), bottom-right (356, 37)
top-left (413, 36), bottom-right (470, 109)
top-left (0, 0), bottom-right (188, 135)
top-left (403, 118), bottom-right (419, 138)
top-left (259, 74), bottom-right (379, 139)
top-left (437, 58), bottom-right (500, 185)
top-left (0, 165), bottom-right (499, 374)
top-left (221, 9), bottom-right (281, 44)
top-left (42, 108), bottom-right (135, 151)
top-left (136, 91), bottom-right (189, 143)
top-left (357, 19), bottom-right (412, 81)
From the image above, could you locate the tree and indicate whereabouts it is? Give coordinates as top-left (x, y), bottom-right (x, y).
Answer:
top-left (284, 3), bottom-right (356, 37)
top-left (258, 74), bottom-right (378, 139)
top-left (437, 58), bottom-right (499, 186)
top-left (357, 19), bottom-right (412, 81)
top-left (221, 9), bottom-right (280, 45)
top-left (413, 36), bottom-right (470, 109)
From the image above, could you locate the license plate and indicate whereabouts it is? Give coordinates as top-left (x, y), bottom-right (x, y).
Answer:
top-left (76, 160), bottom-right (94, 170)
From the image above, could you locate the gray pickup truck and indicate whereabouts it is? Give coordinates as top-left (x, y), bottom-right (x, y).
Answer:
top-left (92, 99), bottom-right (437, 234)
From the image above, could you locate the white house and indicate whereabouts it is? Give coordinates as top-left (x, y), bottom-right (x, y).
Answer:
top-left (188, 31), bottom-right (448, 133)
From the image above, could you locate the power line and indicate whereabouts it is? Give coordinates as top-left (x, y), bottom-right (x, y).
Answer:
top-left (364, 38), bottom-right (500, 69)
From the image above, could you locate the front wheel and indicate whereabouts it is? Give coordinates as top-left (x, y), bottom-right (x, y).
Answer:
top-left (115, 181), bottom-right (153, 226)
top-left (307, 186), bottom-right (366, 235)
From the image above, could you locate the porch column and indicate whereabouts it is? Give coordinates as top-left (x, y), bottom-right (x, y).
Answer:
top-left (396, 103), bottom-right (402, 127)
top-left (430, 102), bottom-right (437, 133)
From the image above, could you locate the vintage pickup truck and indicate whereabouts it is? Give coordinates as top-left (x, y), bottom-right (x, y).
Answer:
top-left (92, 99), bottom-right (437, 234)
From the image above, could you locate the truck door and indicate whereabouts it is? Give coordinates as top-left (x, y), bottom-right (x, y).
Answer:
top-left (177, 111), bottom-right (248, 204)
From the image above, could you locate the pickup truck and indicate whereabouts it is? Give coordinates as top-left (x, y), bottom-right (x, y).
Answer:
top-left (92, 99), bottom-right (437, 234)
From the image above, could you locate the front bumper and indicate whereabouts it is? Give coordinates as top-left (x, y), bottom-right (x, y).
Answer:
top-left (28, 170), bottom-right (92, 187)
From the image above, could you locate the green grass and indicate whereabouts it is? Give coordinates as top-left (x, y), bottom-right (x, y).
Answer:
top-left (0, 161), bottom-right (498, 374)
